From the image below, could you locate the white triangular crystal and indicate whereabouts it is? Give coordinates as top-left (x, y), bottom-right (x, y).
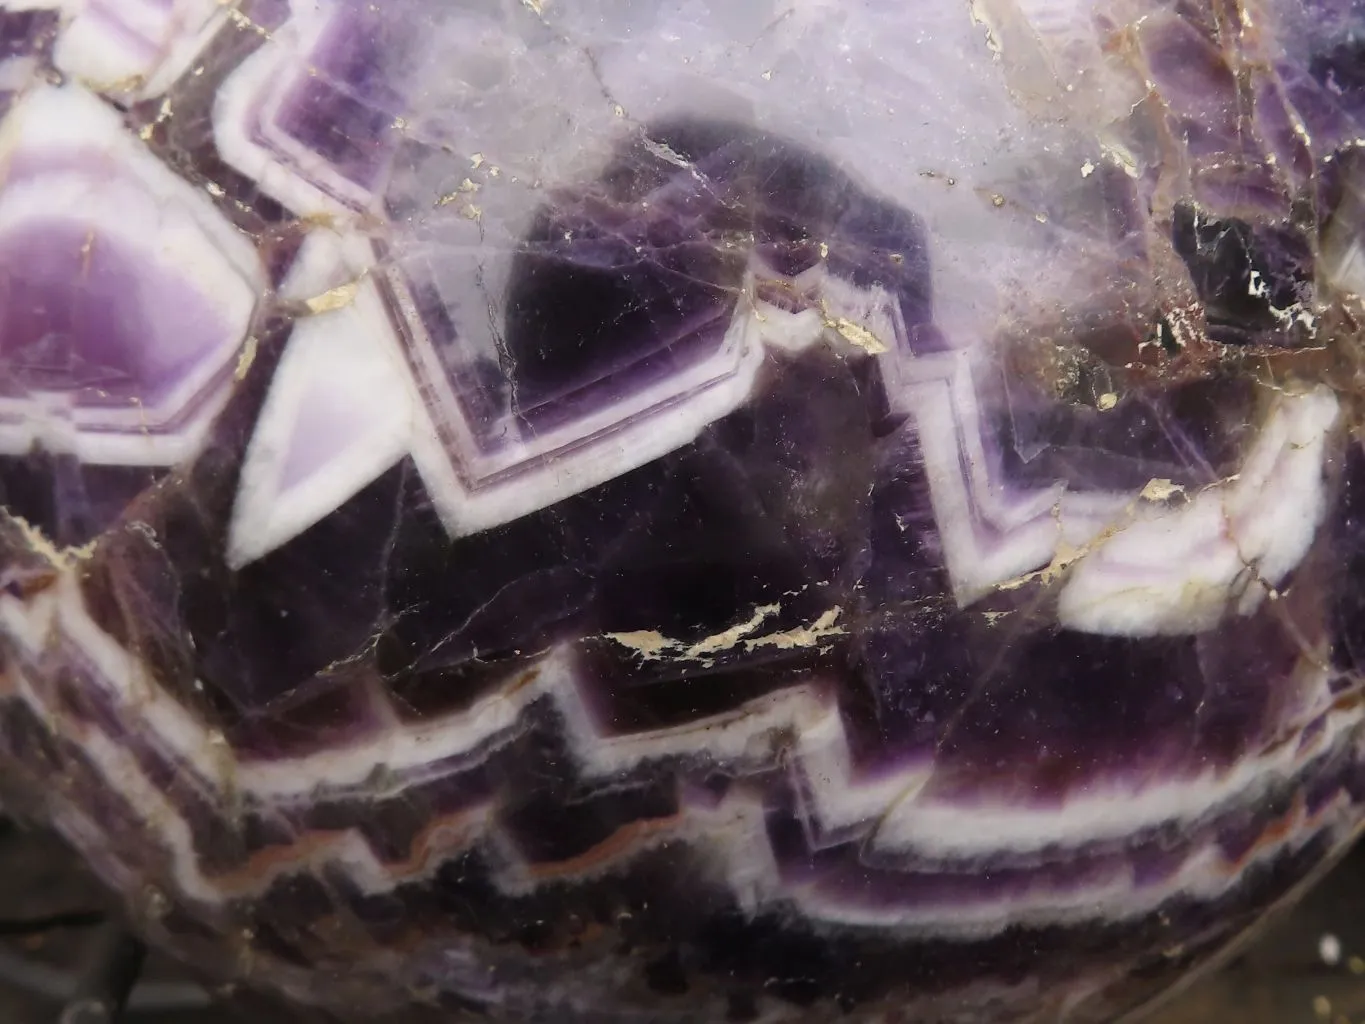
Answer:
top-left (227, 277), bottom-right (416, 568)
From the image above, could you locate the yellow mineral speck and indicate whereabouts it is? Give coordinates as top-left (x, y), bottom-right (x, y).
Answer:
top-left (1097, 392), bottom-right (1118, 411)
top-left (820, 302), bottom-right (888, 355)
top-left (522, 0), bottom-right (544, 13)
top-left (819, 241), bottom-right (829, 259)
top-left (613, 103), bottom-right (627, 118)
top-left (991, 193), bottom-right (1006, 207)
top-left (462, 203), bottom-right (483, 221)
top-left (1312, 995), bottom-right (1332, 1019)
top-left (137, 96), bottom-right (174, 139)
top-left (1140, 478), bottom-right (1184, 502)
top-left (304, 278), bottom-right (361, 315)
top-left (832, 318), bottom-right (887, 355)
top-left (470, 153), bottom-right (485, 168)
top-left (225, 7), bottom-right (270, 38)
top-left (1081, 160), bottom-right (1096, 177)
top-left (233, 336), bottom-right (258, 381)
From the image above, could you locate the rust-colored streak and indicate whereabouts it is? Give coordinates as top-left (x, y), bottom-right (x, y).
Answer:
top-left (524, 814), bottom-right (684, 882)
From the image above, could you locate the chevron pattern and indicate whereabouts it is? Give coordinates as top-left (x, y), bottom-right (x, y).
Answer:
top-left (0, 1), bottom-right (1362, 1022)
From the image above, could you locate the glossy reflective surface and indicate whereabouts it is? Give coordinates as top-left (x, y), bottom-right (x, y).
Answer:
top-left (1, 2), bottom-right (1365, 1021)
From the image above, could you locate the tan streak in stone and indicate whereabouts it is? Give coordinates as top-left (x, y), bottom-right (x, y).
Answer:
top-left (523, 814), bottom-right (684, 882)
top-left (601, 629), bottom-right (677, 660)
top-left (5, 514), bottom-right (96, 571)
top-left (1220, 791), bottom-right (1309, 877)
top-left (604, 606), bottom-right (844, 661)
top-left (744, 606), bottom-right (845, 651)
top-left (202, 805), bottom-right (489, 897)
top-left (686, 603), bottom-right (780, 657)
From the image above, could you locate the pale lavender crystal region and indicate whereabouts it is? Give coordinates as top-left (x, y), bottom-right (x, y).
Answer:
top-left (0, 2), bottom-right (1363, 1023)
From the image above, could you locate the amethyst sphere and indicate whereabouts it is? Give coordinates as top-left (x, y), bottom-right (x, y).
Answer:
top-left (1, 1), bottom-right (1364, 1021)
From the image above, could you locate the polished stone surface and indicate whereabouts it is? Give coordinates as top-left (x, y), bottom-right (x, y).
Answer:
top-left (0, 1), bottom-right (1364, 1021)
